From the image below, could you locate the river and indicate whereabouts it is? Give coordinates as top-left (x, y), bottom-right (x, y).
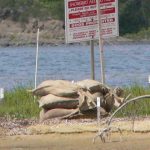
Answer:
top-left (0, 43), bottom-right (150, 89)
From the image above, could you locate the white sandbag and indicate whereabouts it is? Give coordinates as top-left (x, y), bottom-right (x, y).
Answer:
top-left (32, 80), bottom-right (81, 97)
top-left (76, 79), bottom-right (109, 93)
top-left (39, 108), bottom-right (76, 121)
top-left (38, 94), bottom-right (79, 109)
top-left (33, 86), bottom-right (79, 97)
top-left (36, 80), bottom-right (71, 89)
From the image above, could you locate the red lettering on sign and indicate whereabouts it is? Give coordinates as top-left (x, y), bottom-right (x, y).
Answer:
top-left (73, 32), bottom-right (87, 39)
top-left (101, 7), bottom-right (115, 14)
top-left (70, 22), bottom-right (85, 28)
top-left (69, 10), bottom-right (97, 19)
top-left (89, 30), bottom-right (96, 36)
top-left (102, 18), bottom-right (115, 23)
top-left (100, 0), bottom-right (115, 4)
top-left (68, 0), bottom-right (115, 8)
top-left (102, 28), bottom-right (113, 35)
top-left (70, 20), bottom-right (97, 28)
top-left (68, 0), bottom-right (96, 8)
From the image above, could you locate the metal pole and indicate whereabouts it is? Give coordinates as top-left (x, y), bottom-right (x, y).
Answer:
top-left (90, 40), bottom-right (95, 80)
top-left (96, 0), bottom-right (105, 84)
top-left (35, 28), bottom-right (40, 89)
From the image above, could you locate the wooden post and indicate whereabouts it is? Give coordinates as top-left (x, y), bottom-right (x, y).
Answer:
top-left (90, 40), bottom-right (95, 80)
top-left (35, 28), bottom-right (40, 89)
top-left (96, 0), bottom-right (105, 84)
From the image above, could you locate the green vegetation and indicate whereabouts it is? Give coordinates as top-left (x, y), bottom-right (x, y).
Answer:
top-left (124, 27), bottom-right (150, 41)
top-left (119, 0), bottom-right (150, 35)
top-left (117, 84), bottom-right (150, 117)
top-left (0, 85), bottom-right (150, 119)
top-left (0, 86), bottom-right (39, 119)
top-left (0, 0), bottom-right (149, 36)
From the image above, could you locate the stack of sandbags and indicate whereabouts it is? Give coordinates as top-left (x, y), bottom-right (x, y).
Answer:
top-left (32, 80), bottom-right (81, 121)
top-left (31, 79), bottom-right (124, 121)
top-left (76, 79), bottom-right (110, 110)
top-left (71, 79), bottom-right (124, 117)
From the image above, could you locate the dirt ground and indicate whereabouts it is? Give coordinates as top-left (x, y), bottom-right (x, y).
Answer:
top-left (0, 132), bottom-right (150, 150)
top-left (0, 118), bottom-right (150, 150)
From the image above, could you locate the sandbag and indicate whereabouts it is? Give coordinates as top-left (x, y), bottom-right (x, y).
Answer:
top-left (92, 92), bottom-right (103, 102)
top-left (78, 90), bottom-right (107, 112)
top-left (76, 79), bottom-right (109, 94)
top-left (113, 87), bottom-right (124, 97)
top-left (92, 92), bottom-right (107, 108)
top-left (39, 108), bottom-right (47, 121)
top-left (32, 80), bottom-right (81, 97)
top-left (103, 92), bottom-right (124, 112)
top-left (39, 108), bottom-right (76, 121)
top-left (81, 107), bottom-right (109, 118)
top-left (36, 80), bottom-right (72, 89)
top-left (38, 94), bottom-right (79, 109)
top-left (103, 93), bottom-right (114, 112)
top-left (33, 86), bottom-right (79, 97)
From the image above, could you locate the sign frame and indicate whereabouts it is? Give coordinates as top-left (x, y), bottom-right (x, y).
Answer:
top-left (65, 0), bottom-right (119, 43)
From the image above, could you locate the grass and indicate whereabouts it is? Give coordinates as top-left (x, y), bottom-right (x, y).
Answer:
top-left (116, 84), bottom-right (150, 117)
top-left (0, 84), bottom-right (150, 119)
top-left (0, 86), bottom-right (40, 119)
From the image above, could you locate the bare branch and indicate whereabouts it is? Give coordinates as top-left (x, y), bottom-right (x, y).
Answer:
top-left (107, 95), bottom-right (150, 126)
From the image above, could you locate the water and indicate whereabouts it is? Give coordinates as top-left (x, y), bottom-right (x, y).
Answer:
top-left (0, 43), bottom-right (150, 89)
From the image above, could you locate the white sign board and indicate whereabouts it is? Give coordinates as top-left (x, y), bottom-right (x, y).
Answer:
top-left (65, 0), bottom-right (119, 43)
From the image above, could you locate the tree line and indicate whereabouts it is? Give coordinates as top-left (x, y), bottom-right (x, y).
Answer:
top-left (0, 0), bottom-right (149, 35)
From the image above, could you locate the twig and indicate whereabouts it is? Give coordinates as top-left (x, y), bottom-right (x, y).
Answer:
top-left (93, 126), bottom-right (123, 143)
top-left (93, 94), bottom-right (150, 143)
top-left (107, 95), bottom-right (150, 126)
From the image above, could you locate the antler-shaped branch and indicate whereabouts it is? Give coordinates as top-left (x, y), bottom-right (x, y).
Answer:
top-left (107, 95), bottom-right (150, 126)
top-left (93, 94), bottom-right (150, 143)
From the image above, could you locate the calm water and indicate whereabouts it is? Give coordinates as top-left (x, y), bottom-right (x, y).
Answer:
top-left (0, 43), bottom-right (150, 89)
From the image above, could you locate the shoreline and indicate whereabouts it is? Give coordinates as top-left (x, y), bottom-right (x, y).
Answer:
top-left (0, 19), bottom-right (150, 48)
top-left (0, 38), bottom-right (150, 48)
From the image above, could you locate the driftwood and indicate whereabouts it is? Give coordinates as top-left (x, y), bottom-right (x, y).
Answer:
top-left (93, 95), bottom-right (150, 143)
top-left (93, 126), bottom-right (123, 143)
top-left (107, 95), bottom-right (150, 125)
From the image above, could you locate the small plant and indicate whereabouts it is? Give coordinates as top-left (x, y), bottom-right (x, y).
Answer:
top-left (116, 84), bottom-right (150, 117)
top-left (0, 86), bottom-right (40, 119)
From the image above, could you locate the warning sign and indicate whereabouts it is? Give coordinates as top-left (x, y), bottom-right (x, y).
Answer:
top-left (65, 0), bottom-right (119, 43)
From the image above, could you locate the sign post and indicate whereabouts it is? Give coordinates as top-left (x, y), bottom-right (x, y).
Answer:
top-left (96, 0), bottom-right (105, 84)
top-left (65, 0), bottom-right (119, 83)
top-left (90, 40), bottom-right (95, 80)
top-left (35, 28), bottom-right (40, 89)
